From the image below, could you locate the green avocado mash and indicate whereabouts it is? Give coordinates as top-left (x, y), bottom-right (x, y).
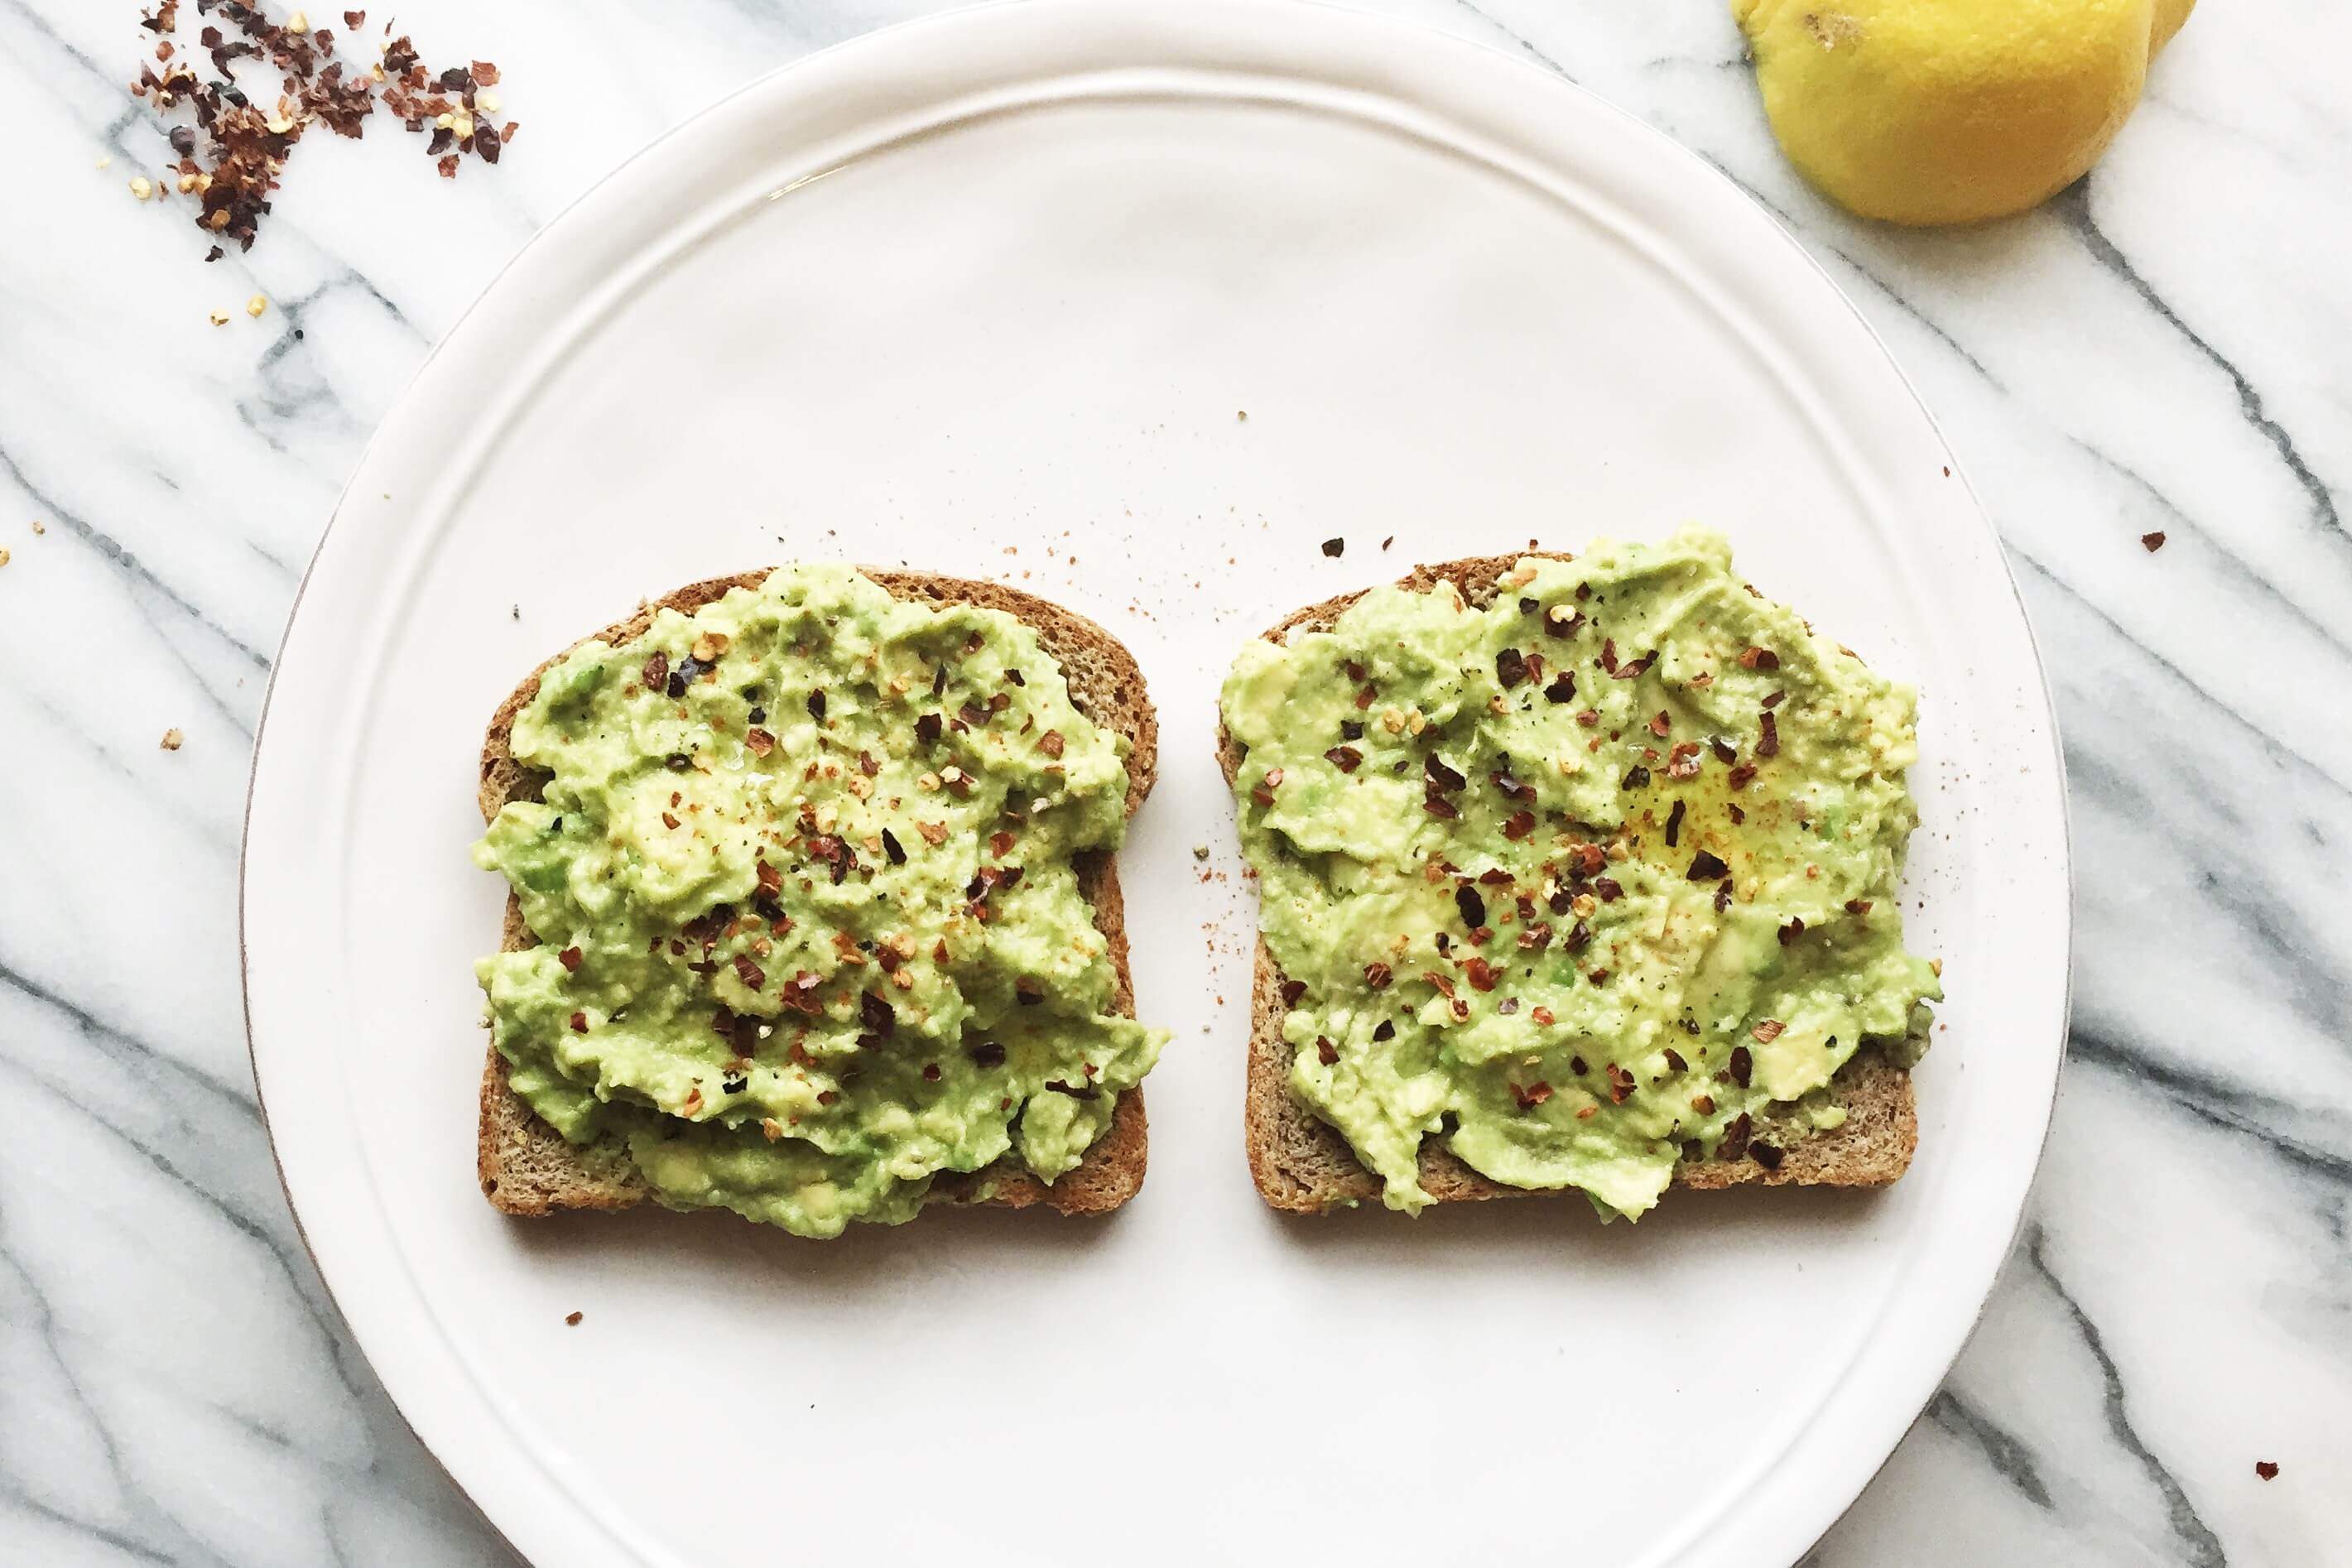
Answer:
top-left (1220, 528), bottom-right (1940, 1219)
top-left (474, 565), bottom-right (1166, 1238)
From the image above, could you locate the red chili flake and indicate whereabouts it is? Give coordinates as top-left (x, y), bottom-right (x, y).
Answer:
top-left (1530, 1005), bottom-right (1554, 1026)
top-left (1713, 879), bottom-right (1734, 913)
top-left (1762, 689), bottom-right (1787, 709)
top-left (1315, 1037), bottom-right (1340, 1065)
top-left (568, 1011), bottom-right (589, 1033)
top-left (1648, 710), bottom-right (1671, 738)
top-left (1493, 771), bottom-right (1536, 802)
top-left (1686, 849), bottom-right (1729, 881)
top-left (988, 830), bottom-right (1016, 859)
top-left (1727, 805), bottom-right (1746, 826)
top-left (640, 652), bottom-right (668, 690)
top-left (1594, 878), bottom-right (1623, 902)
top-left (1844, 898), bottom-right (1873, 916)
top-left (1664, 799), bottom-right (1686, 847)
top-left (1739, 645), bottom-right (1780, 671)
top-left (2142, 531), bottom-right (2167, 553)
top-left (1663, 1046), bottom-right (1687, 1073)
top-left (1750, 1019), bottom-right (1786, 1044)
top-left (1325, 745), bottom-right (1363, 772)
top-left (1567, 844), bottom-right (1604, 877)
top-left (1039, 729), bottom-right (1065, 758)
top-left (917, 820), bottom-right (949, 847)
top-left (1354, 685), bottom-right (1377, 710)
top-left (1544, 671), bottom-right (1577, 703)
top-left (1424, 756), bottom-right (1467, 793)
top-left (817, 1089), bottom-right (839, 1106)
top-left (1463, 957), bottom-right (1498, 992)
top-left (1512, 1080), bottom-right (1554, 1109)
top-left (1363, 963), bottom-right (1392, 989)
top-left (1422, 971), bottom-right (1457, 999)
top-left (1251, 767), bottom-right (1283, 808)
top-left (1544, 605), bottom-right (1584, 639)
top-left (1710, 738), bottom-right (1737, 765)
top-left (1423, 795), bottom-right (1460, 820)
top-left (1719, 1112), bottom-right (1753, 1161)
top-left (1599, 638), bottom-right (1619, 674)
top-left (1777, 917), bottom-right (1805, 945)
top-left (1014, 979), bottom-right (1045, 1007)
top-left (860, 991), bottom-right (896, 1038)
top-left (743, 727), bottom-right (776, 758)
top-left (1502, 809), bottom-right (1537, 840)
top-left (661, 811), bottom-right (681, 830)
top-left (1345, 660), bottom-right (1368, 682)
top-left (1495, 647), bottom-right (1528, 688)
top-left (551, 945), bottom-right (583, 974)
top-left (2255, 1460), bottom-right (2279, 1480)
top-left (1667, 742), bottom-right (1703, 781)
top-left (733, 954), bottom-right (767, 990)
top-left (1279, 979), bottom-right (1307, 1008)
top-left (1758, 711), bottom-right (1781, 758)
top-left (755, 859), bottom-right (782, 897)
top-left (957, 702), bottom-right (989, 729)
top-left (1605, 1063), bottom-right (1637, 1103)
top-left (858, 749), bottom-right (880, 777)
top-left (916, 713), bottom-right (944, 746)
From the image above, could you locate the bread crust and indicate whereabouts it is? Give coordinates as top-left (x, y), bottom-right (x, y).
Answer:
top-left (1218, 554), bottom-right (1918, 1214)
top-left (475, 570), bottom-right (1157, 1222)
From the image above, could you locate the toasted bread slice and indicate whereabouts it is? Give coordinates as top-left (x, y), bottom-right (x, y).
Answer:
top-left (477, 570), bottom-right (1157, 1221)
top-left (1219, 555), bottom-right (1918, 1214)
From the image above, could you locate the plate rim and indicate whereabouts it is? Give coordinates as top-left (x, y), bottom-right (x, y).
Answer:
top-left (239, 2), bottom-right (2074, 1564)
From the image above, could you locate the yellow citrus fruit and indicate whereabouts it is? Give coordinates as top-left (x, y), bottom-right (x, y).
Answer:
top-left (1732, 0), bottom-right (2194, 225)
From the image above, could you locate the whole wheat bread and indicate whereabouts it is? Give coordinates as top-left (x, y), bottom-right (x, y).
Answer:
top-left (1219, 555), bottom-right (1918, 1214)
top-left (477, 570), bottom-right (1157, 1221)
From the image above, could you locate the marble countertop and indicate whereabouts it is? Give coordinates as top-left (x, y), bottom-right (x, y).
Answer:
top-left (3, 2), bottom-right (2340, 1563)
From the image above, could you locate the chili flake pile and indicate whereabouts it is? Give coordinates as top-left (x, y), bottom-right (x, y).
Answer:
top-left (130, 2), bottom-right (517, 255)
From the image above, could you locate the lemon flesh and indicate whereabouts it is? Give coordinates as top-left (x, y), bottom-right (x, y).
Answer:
top-left (1734, 0), bottom-right (2194, 226)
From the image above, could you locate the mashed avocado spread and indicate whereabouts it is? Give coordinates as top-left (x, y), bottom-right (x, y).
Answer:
top-left (1221, 529), bottom-right (1940, 1219)
top-left (474, 565), bottom-right (1165, 1238)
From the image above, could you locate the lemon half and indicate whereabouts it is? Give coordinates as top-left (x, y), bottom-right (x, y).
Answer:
top-left (1734, 0), bottom-right (2194, 226)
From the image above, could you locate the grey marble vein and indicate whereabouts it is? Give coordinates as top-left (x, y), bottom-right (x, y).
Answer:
top-left (1926, 1388), bottom-right (2057, 1512)
top-left (2051, 180), bottom-right (2344, 546)
top-left (2018, 1225), bottom-right (2229, 1567)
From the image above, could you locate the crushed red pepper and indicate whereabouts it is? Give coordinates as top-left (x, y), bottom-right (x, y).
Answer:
top-left (129, 2), bottom-right (517, 257)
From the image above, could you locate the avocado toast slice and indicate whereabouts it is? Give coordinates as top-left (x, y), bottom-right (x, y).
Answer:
top-left (1219, 546), bottom-right (1926, 1216)
top-left (476, 570), bottom-right (1158, 1226)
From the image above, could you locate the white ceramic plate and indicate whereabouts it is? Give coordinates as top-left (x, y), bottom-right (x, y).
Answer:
top-left (243, 4), bottom-right (2071, 1564)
